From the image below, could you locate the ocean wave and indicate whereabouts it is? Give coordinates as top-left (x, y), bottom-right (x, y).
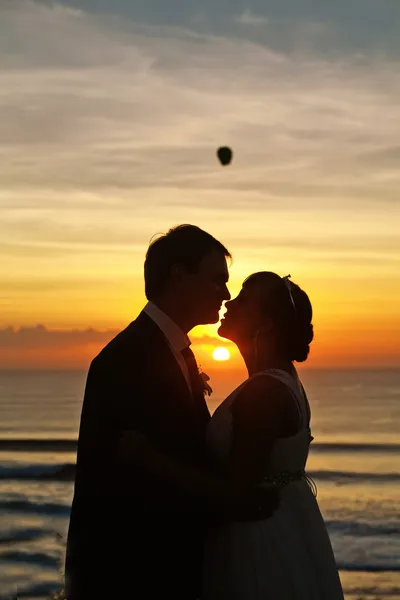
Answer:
top-left (338, 564), bottom-right (400, 573)
top-left (0, 438), bottom-right (77, 452)
top-left (310, 442), bottom-right (400, 454)
top-left (342, 585), bottom-right (400, 597)
top-left (0, 498), bottom-right (70, 516)
top-left (0, 581), bottom-right (61, 599)
top-left (327, 519), bottom-right (400, 537)
top-left (0, 526), bottom-right (56, 545)
top-left (1, 438), bottom-right (400, 454)
top-left (0, 549), bottom-right (60, 568)
top-left (0, 462), bottom-right (75, 481)
top-left (307, 470), bottom-right (400, 483)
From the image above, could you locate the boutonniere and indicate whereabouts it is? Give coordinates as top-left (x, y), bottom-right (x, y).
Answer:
top-left (199, 369), bottom-right (213, 396)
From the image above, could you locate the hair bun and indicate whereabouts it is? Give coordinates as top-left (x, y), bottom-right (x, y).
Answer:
top-left (292, 323), bottom-right (314, 363)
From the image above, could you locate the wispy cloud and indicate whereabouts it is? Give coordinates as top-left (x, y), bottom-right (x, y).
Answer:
top-left (0, 325), bottom-right (233, 370)
top-left (0, 323), bottom-right (397, 371)
top-left (2, 1), bottom-right (400, 210)
top-left (0, 324), bottom-right (116, 369)
top-left (0, 325), bottom-right (225, 349)
top-left (0, 325), bottom-right (118, 349)
top-left (235, 9), bottom-right (269, 27)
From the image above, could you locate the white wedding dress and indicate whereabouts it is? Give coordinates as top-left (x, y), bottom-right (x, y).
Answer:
top-left (202, 369), bottom-right (344, 600)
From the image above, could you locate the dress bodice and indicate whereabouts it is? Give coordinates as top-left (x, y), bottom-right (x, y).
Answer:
top-left (206, 369), bottom-right (313, 478)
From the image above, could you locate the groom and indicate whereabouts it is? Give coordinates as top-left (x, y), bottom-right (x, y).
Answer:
top-left (65, 225), bottom-right (232, 599)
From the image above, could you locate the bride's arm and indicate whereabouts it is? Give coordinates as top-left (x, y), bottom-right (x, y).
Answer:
top-left (228, 374), bottom-right (299, 488)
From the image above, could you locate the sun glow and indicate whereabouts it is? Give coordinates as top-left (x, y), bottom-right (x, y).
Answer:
top-left (212, 347), bottom-right (231, 361)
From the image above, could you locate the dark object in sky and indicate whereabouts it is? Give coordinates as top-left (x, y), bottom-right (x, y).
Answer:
top-left (217, 146), bottom-right (233, 166)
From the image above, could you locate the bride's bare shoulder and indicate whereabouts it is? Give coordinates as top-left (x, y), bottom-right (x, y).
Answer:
top-left (230, 372), bottom-right (300, 436)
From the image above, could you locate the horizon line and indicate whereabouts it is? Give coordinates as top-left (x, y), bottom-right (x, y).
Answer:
top-left (0, 365), bottom-right (398, 372)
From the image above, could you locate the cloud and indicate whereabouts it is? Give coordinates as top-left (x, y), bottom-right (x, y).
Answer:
top-left (189, 333), bottom-right (235, 346)
top-left (0, 324), bottom-right (120, 368)
top-left (1, 322), bottom-right (397, 371)
top-left (235, 9), bottom-right (269, 27)
top-left (0, 0), bottom-right (400, 217)
top-left (0, 1), bottom-right (400, 331)
top-left (61, 0), bottom-right (400, 55)
top-left (0, 325), bottom-right (119, 349)
top-left (0, 4), bottom-right (397, 199)
top-left (358, 145), bottom-right (400, 168)
top-left (0, 325), bottom-right (226, 349)
top-left (0, 325), bottom-right (235, 370)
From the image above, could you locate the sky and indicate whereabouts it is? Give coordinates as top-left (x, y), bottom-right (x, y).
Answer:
top-left (0, 0), bottom-right (399, 376)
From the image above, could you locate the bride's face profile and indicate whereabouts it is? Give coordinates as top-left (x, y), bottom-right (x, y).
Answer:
top-left (218, 282), bottom-right (268, 344)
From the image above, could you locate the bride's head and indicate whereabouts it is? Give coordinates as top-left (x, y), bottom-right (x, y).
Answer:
top-left (219, 272), bottom-right (314, 364)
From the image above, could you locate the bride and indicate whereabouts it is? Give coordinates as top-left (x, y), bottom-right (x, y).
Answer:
top-left (201, 271), bottom-right (343, 599)
top-left (121, 271), bottom-right (344, 599)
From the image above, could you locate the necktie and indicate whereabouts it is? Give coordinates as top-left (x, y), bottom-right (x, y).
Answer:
top-left (181, 346), bottom-right (203, 396)
top-left (181, 346), bottom-right (210, 423)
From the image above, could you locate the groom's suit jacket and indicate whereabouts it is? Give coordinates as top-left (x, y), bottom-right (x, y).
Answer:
top-left (65, 310), bottom-right (212, 599)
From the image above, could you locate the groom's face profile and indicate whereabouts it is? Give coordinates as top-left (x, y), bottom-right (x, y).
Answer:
top-left (179, 250), bottom-right (230, 326)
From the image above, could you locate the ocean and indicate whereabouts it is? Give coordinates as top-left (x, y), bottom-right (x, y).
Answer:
top-left (0, 368), bottom-right (399, 599)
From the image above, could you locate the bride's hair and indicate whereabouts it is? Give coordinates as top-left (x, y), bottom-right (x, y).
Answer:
top-left (243, 272), bottom-right (314, 363)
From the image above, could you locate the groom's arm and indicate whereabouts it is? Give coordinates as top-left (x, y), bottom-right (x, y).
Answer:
top-left (75, 352), bottom-right (151, 498)
top-left (118, 430), bottom-right (239, 507)
top-left (74, 356), bottom-right (125, 495)
top-left (117, 429), bottom-right (280, 520)
top-left (76, 351), bottom-right (210, 509)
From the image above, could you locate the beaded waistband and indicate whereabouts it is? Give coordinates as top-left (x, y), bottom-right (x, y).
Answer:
top-left (263, 470), bottom-right (317, 496)
top-left (263, 470), bottom-right (305, 486)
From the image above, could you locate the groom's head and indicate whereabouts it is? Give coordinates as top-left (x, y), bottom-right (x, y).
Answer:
top-left (144, 225), bottom-right (231, 329)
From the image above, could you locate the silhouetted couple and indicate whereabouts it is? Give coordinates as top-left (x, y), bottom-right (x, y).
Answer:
top-left (65, 225), bottom-right (344, 599)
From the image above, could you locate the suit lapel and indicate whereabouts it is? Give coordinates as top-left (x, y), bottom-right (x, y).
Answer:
top-left (132, 312), bottom-right (211, 426)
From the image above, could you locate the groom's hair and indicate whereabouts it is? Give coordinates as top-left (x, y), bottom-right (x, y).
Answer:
top-left (144, 224), bottom-right (231, 300)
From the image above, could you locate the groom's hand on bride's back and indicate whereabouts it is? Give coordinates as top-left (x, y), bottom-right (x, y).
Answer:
top-left (231, 486), bottom-right (280, 522)
top-left (253, 486), bottom-right (280, 519)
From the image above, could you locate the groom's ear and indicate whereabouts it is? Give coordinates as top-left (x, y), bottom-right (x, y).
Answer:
top-left (170, 263), bottom-right (186, 284)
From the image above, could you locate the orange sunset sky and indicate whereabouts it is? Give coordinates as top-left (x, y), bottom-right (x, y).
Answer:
top-left (0, 1), bottom-right (399, 376)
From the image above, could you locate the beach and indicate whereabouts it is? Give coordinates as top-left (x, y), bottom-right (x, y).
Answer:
top-left (0, 368), bottom-right (399, 599)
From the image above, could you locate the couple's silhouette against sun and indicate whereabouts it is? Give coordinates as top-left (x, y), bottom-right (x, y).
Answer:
top-left (65, 224), bottom-right (344, 599)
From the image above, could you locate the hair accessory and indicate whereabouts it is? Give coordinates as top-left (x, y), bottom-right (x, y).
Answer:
top-left (282, 274), bottom-right (296, 314)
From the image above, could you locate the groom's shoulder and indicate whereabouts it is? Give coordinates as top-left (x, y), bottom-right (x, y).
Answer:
top-left (93, 311), bottom-right (159, 365)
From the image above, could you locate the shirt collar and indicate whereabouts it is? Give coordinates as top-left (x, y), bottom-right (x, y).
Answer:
top-left (143, 301), bottom-right (190, 354)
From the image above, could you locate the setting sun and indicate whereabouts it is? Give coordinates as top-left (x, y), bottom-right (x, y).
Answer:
top-left (212, 347), bottom-right (231, 361)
